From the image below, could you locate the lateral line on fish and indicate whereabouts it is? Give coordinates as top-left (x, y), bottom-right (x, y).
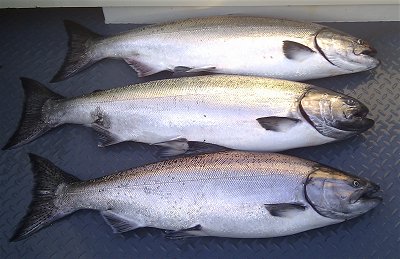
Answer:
top-left (64, 174), bottom-right (280, 194)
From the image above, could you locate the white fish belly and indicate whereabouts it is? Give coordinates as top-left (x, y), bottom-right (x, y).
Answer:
top-left (194, 203), bottom-right (342, 238)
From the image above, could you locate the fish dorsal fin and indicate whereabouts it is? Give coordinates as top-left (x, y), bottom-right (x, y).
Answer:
top-left (101, 210), bottom-right (142, 233)
top-left (283, 41), bottom-right (315, 61)
top-left (153, 138), bottom-right (189, 157)
top-left (257, 117), bottom-right (300, 132)
top-left (264, 203), bottom-right (306, 217)
top-left (165, 224), bottom-right (203, 239)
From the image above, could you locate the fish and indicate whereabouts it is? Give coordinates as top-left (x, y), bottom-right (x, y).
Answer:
top-left (3, 75), bottom-right (374, 155)
top-left (51, 16), bottom-right (379, 82)
top-left (10, 151), bottom-right (382, 241)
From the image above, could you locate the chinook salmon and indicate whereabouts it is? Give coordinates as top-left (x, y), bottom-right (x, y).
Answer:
top-left (3, 76), bottom-right (374, 154)
top-left (51, 16), bottom-right (379, 82)
top-left (10, 151), bottom-right (381, 241)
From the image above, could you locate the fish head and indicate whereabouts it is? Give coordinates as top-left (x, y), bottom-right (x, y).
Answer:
top-left (299, 88), bottom-right (374, 139)
top-left (305, 166), bottom-right (382, 220)
top-left (315, 28), bottom-right (379, 72)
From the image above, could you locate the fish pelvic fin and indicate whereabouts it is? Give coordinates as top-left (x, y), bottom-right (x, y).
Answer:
top-left (10, 154), bottom-right (81, 242)
top-left (2, 78), bottom-right (64, 150)
top-left (50, 20), bottom-right (103, 82)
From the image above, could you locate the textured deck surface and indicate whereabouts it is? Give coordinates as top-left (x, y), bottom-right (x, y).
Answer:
top-left (0, 8), bottom-right (399, 259)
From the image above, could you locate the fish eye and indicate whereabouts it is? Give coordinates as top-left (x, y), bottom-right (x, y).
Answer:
top-left (345, 99), bottom-right (357, 106)
top-left (352, 180), bottom-right (360, 188)
top-left (357, 39), bottom-right (365, 45)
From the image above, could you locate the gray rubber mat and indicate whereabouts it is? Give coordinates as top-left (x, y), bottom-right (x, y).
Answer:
top-left (0, 8), bottom-right (399, 258)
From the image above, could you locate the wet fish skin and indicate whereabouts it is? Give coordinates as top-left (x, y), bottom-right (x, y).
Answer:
top-left (3, 76), bottom-right (374, 153)
top-left (10, 151), bottom-right (381, 241)
top-left (51, 16), bottom-right (379, 82)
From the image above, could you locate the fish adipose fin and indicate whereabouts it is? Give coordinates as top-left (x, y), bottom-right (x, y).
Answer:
top-left (10, 154), bottom-right (81, 242)
top-left (101, 210), bottom-right (142, 233)
top-left (2, 78), bottom-right (64, 150)
top-left (283, 41), bottom-right (316, 61)
top-left (257, 116), bottom-right (300, 132)
top-left (165, 224), bottom-right (203, 239)
top-left (154, 138), bottom-right (190, 157)
top-left (264, 203), bottom-right (306, 217)
top-left (51, 20), bottom-right (103, 82)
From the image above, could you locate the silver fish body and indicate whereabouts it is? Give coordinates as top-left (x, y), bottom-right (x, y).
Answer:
top-left (52, 16), bottom-right (379, 82)
top-left (4, 76), bottom-right (374, 153)
top-left (10, 151), bottom-right (381, 241)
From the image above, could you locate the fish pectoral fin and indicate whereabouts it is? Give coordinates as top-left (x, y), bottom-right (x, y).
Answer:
top-left (257, 116), bottom-right (301, 132)
top-left (264, 203), bottom-right (306, 217)
top-left (153, 138), bottom-right (189, 157)
top-left (173, 66), bottom-right (217, 74)
top-left (91, 123), bottom-right (121, 147)
top-left (164, 224), bottom-right (203, 239)
top-left (124, 57), bottom-right (163, 77)
top-left (101, 210), bottom-right (142, 233)
top-left (283, 41), bottom-right (316, 61)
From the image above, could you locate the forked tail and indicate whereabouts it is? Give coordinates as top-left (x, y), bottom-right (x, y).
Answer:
top-left (51, 20), bottom-right (103, 82)
top-left (10, 154), bottom-right (81, 242)
top-left (2, 78), bottom-right (64, 150)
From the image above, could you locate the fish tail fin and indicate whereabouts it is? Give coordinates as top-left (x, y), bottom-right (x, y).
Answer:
top-left (2, 78), bottom-right (64, 150)
top-left (10, 154), bottom-right (81, 242)
top-left (51, 20), bottom-right (103, 82)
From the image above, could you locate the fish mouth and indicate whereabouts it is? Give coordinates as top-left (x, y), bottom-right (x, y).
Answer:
top-left (336, 102), bottom-right (374, 132)
top-left (353, 46), bottom-right (380, 68)
top-left (351, 184), bottom-right (382, 204)
top-left (350, 107), bottom-right (369, 118)
top-left (336, 117), bottom-right (374, 133)
top-left (338, 100), bottom-right (374, 132)
top-left (356, 47), bottom-right (377, 57)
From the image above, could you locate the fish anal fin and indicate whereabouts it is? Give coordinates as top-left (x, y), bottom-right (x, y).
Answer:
top-left (124, 57), bottom-right (162, 77)
top-left (184, 141), bottom-right (231, 156)
top-left (165, 224), bottom-right (202, 239)
top-left (283, 41), bottom-right (315, 61)
top-left (91, 124), bottom-right (120, 147)
top-left (154, 138), bottom-right (189, 157)
top-left (101, 210), bottom-right (141, 233)
top-left (257, 116), bottom-right (300, 132)
top-left (173, 66), bottom-right (216, 74)
top-left (90, 107), bottom-right (121, 147)
top-left (264, 203), bottom-right (306, 217)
